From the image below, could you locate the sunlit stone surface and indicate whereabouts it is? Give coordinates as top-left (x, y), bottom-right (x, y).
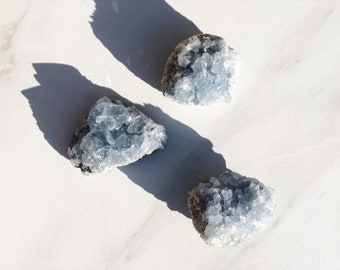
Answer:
top-left (162, 34), bottom-right (240, 105)
top-left (188, 169), bottom-right (276, 247)
top-left (68, 97), bottom-right (167, 175)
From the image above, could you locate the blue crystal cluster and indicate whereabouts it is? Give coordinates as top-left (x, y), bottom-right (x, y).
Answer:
top-left (68, 97), bottom-right (167, 175)
top-left (162, 34), bottom-right (240, 105)
top-left (188, 169), bottom-right (276, 246)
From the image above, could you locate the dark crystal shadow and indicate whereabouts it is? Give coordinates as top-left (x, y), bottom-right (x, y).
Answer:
top-left (90, 0), bottom-right (201, 90)
top-left (22, 63), bottom-right (226, 217)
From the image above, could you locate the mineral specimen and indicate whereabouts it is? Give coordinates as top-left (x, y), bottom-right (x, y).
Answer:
top-left (161, 33), bottom-right (240, 105)
top-left (188, 169), bottom-right (276, 247)
top-left (68, 97), bottom-right (167, 175)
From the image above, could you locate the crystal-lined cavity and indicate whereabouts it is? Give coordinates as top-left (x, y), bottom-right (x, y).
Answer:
top-left (188, 169), bottom-right (276, 246)
top-left (162, 34), bottom-right (240, 105)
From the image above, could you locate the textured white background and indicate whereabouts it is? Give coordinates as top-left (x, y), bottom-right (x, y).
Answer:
top-left (1, 1), bottom-right (340, 269)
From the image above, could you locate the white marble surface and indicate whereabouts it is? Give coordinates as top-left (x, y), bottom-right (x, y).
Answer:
top-left (1, 0), bottom-right (340, 269)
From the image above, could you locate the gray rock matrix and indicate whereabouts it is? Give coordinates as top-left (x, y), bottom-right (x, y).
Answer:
top-left (188, 169), bottom-right (276, 246)
top-left (68, 97), bottom-right (167, 175)
top-left (161, 33), bottom-right (240, 105)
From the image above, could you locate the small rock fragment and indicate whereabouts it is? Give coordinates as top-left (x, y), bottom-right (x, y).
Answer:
top-left (188, 169), bottom-right (276, 246)
top-left (68, 97), bottom-right (167, 175)
top-left (162, 33), bottom-right (240, 105)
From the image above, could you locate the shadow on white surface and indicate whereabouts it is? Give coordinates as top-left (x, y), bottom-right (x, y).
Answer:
top-left (120, 104), bottom-right (226, 216)
top-left (22, 63), bottom-right (226, 217)
top-left (91, 0), bottom-right (201, 90)
top-left (22, 63), bottom-right (116, 158)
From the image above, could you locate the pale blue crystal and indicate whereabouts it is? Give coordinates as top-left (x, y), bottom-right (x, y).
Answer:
top-left (68, 97), bottom-right (167, 175)
top-left (162, 34), bottom-right (240, 105)
top-left (188, 169), bottom-right (276, 246)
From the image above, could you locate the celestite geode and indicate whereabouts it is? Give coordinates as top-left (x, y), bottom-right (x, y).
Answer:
top-left (68, 97), bottom-right (167, 175)
top-left (161, 34), bottom-right (240, 105)
top-left (188, 169), bottom-right (276, 247)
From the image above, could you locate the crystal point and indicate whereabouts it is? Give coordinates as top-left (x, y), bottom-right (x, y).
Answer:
top-left (68, 97), bottom-right (167, 175)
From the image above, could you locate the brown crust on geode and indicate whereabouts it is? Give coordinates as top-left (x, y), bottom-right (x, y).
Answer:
top-left (69, 124), bottom-right (90, 150)
top-left (161, 33), bottom-right (223, 95)
top-left (188, 189), bottom-right (208, 237)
